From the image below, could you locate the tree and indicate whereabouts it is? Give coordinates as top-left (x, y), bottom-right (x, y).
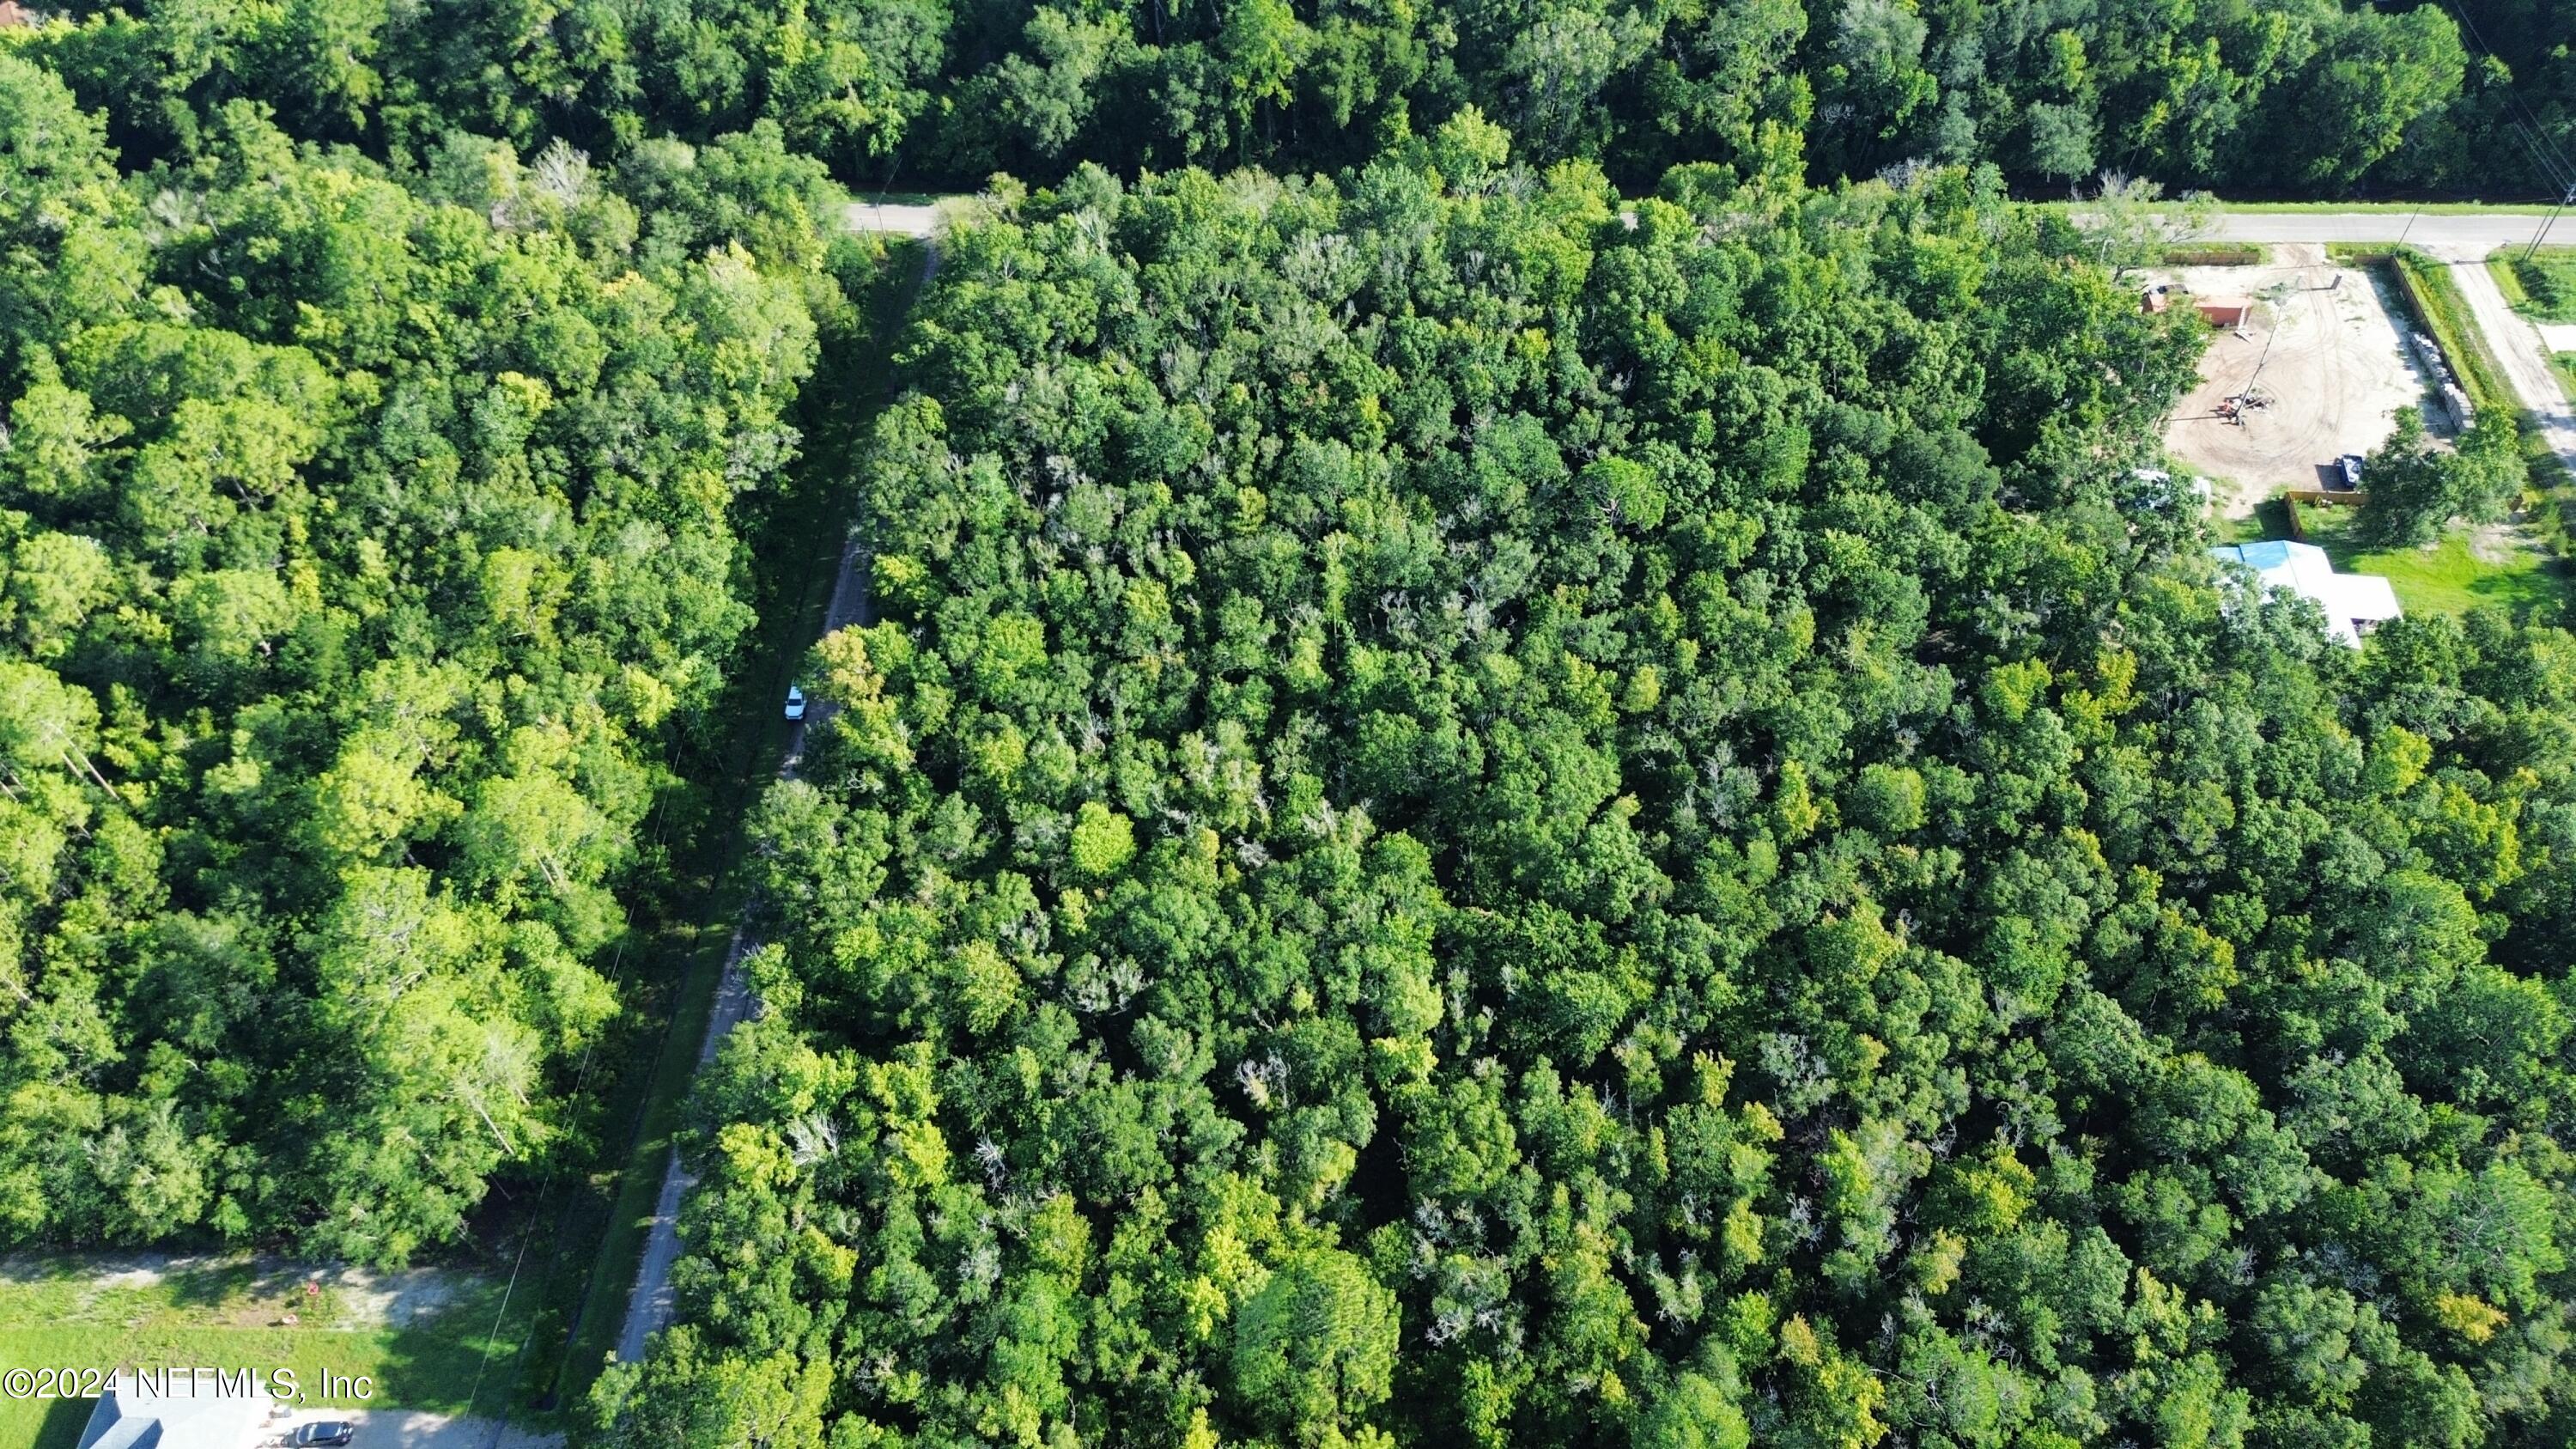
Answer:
top-left (2075, 173), bottom-right (2217, 277)
top-left (1232, 1249), bottom-right (1401, 1444)
top-left (2360, 406), bottom-right (2521, 547)
top-left (1633, 1371), bottom-right (1751, 1449)
top-left (0, 101), bottom-right (823, 1262)
top-left (2026, 101), bottom-right (2098, 180)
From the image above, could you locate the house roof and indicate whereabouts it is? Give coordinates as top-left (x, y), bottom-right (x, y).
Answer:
top-left (2219, 539), bottom-right (2300, 571)
top-left (2210, 542), bottom-right (2402, 646)
top-left (77, 1381), bottom-right (273, 1449)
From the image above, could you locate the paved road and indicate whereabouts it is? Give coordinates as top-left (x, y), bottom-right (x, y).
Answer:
top-left (611, 533), bottom-right (874, 1369)
top-left (610, 931), bottom-right (757, 1367)
top-left (2208, 212), bottom-right (2576, 474)
top-left (2205, 212), bottom-right (2563, 251)
top-left (609, 215), bottom-right (934, 1373)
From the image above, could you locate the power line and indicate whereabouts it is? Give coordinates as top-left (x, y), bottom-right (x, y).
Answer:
top-left (464, 1235), bottom-right (534, 1448)
top-left (2508, 119), bottom-right (2573, 196)
top-left (2442, 0), bottom-right (2576, 187)
top-left (2445, 0), bottom-right (2567, 161)
top-left (2525, 182), bottom-right (2576, 261)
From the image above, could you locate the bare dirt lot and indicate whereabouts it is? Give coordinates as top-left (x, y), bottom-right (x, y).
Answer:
top-left (2161, 245), bottom-right (2432, 514)
top-left (6, 1252), bottom-right (464, 1330)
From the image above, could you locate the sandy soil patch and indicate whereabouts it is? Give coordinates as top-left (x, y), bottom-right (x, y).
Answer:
top-left (2470, 521), bottom-right (2531, 563)
top-left (2160, 252), bottom-right (2430, 510)
top-left (0, 1252), bottom-right (465, 1330)
top-left (82, 1257), bottom-right (182, 1289)
top-left (286, 1264), bottom-right (459, 1328)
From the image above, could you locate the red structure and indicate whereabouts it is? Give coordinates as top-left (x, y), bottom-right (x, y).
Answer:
top-left (2196, 297), bottom-right (2251, 328)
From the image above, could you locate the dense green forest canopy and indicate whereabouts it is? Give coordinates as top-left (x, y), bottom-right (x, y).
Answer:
top-left (583, 133), bottom-right (2576, 1447)
top-left (9, 2), bottom-right (2576, 1446)
top-left (0, 53), bottom-right (842, 1258)
top-left (10, 0), bottom-right (2575, 197)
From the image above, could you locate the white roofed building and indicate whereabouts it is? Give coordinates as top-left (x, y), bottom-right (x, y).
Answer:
top-left (74, 1375), bottom-right (275, 1449)
top-left (2209, 540), bottom-right (2401, 646)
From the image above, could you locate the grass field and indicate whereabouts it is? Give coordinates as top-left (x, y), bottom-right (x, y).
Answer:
top-left (0, 1257), bottom-right (535, 1449)
top-left (2163, 243), bottom-right (2265, 266)
top-left (2294, 504), bottom-right (2570, 617)
top-left (2501, 247), bottom-right (2576, 323)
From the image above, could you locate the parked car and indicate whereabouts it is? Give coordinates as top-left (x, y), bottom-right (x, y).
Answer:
top-left (784, 685), bottom-right (808, 721)
top-left (288, 1424), bottom-right (356, 1447)
top-left (2335, 454), bottom-right (2364, 490)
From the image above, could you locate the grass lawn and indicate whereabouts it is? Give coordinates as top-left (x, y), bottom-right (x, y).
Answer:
top-left (2502, 247), bottom-right (2576, 323)
top-left (2218, 496), bottom-right (2289, 545)
top-left (0, 1257), bottom-right (536, 1449)
top-left (2163, 243), bottom-right (2264, 266)
top-left (2493, 254), bottom-right (2534, 309)
top-left (2297, 505), bottom-right (2571, 617)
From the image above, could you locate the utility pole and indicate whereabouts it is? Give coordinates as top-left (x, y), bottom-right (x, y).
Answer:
top-left (2524, 184), bottom-right (2576, 262)
top-left (2235, 317), bottom-right (2280, 423)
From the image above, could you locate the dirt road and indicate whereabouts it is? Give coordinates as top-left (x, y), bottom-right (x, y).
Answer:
top-left (2441, 249), bottom-right (2576, 472)
top-left (841, 201), bottom-right (943, 237)
top-left (611, 928), bottom-right (756, 1367)
top-left (608, 240), bottom-right (939, 1372)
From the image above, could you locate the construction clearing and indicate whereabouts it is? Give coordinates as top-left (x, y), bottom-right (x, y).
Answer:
top-left (2162, 244), bottom-right (2432, 512)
